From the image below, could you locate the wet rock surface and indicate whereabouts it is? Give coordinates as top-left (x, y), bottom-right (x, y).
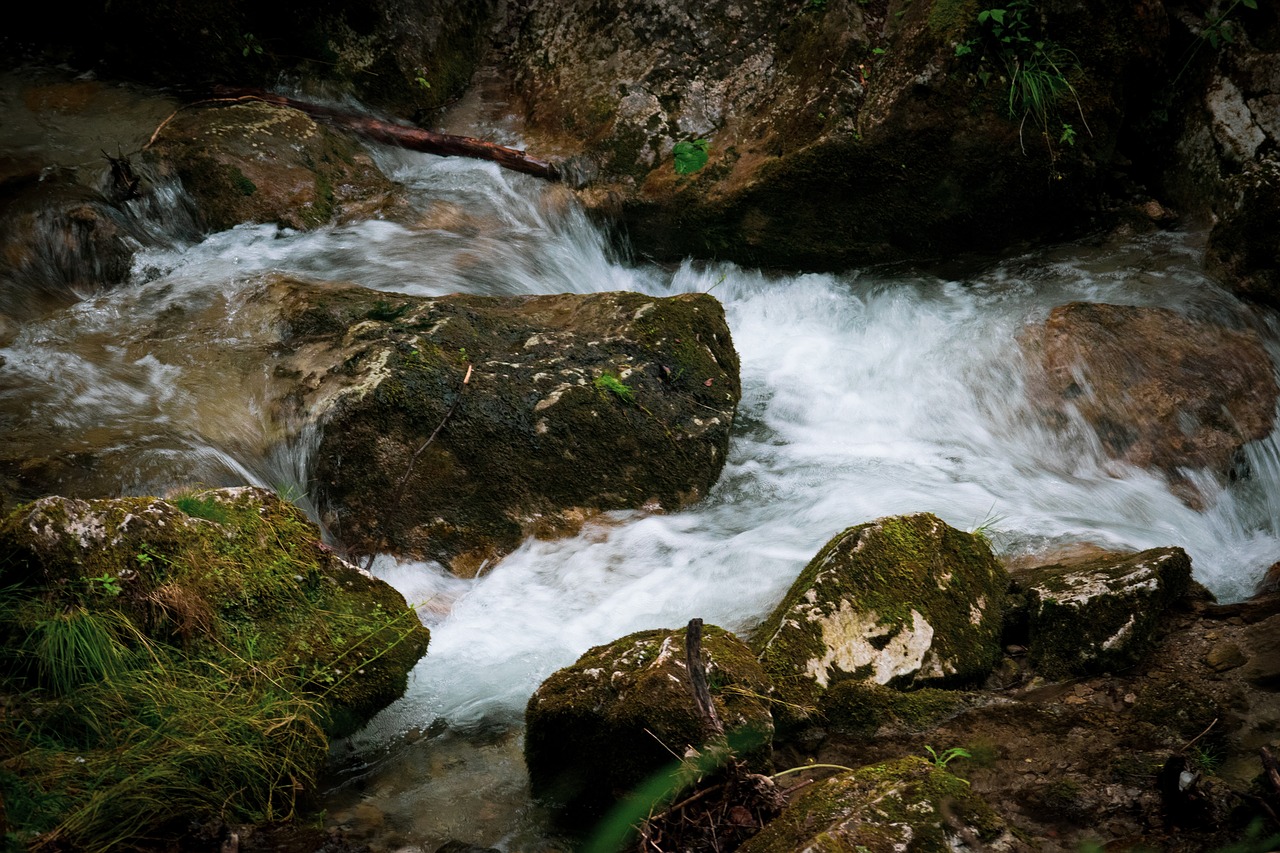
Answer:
top-left (753, 513), bottom-right (1008, 716)
top-left (283, 281), bottom-right (740, 574)
top-left (524, 624), bottom-right (773, 825)
top-left (1024, 301), bottom-right (1279, 499)
top-left (491, 0), bottom-right (1169, 268)
top-left (143, 101), bottom-right (407, 232)
top-left (1011, 547), bottom-right (1193, 679)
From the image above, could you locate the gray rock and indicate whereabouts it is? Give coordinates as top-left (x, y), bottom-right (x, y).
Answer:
top-left (1014, 547), bottom-right (1192, 679)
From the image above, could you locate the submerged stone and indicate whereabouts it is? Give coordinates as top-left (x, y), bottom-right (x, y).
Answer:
top-left (524, 625), bottom-right (773, 825)
top-left (1023, 302), bottom-right (1278, 505)
top-left (737, 756), bottom-right (1009, 853)
top-left (1012, 547), bottom-right (1192, 679)
top-left (754, 513), bottom-right (1007, 717)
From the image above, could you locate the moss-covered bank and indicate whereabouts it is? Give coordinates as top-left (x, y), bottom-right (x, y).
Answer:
top-left (0, 486), bottom-right (429, 851)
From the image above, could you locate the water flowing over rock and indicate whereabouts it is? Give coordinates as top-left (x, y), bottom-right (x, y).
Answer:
top-left (286, 283), bottom-right (740, 574)
top-left (524, 625), bottom-right (773, 824)
top-left (737, 756), bottom-right (1011, 853)
top-left (0, 173), bottom-right (140, 334)
top-left (1023, 302), bottom-right (1279, 500)
top-left (753, 513), bottom-right (1007, 717)
top-left (142, 101), bottom-right (407, 232)
top-left (1010, 547), bottom-right (1192, 679)
top-left (0, 485), bottom-right (429, 736)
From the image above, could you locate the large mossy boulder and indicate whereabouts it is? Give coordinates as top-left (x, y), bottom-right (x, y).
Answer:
top-left (753, 514), bottom-right (1008, 715)
top-left (286, 283), bottom-right (741, 574)
top-left (143, 101), bottom-right (405, 232)
top-left (524, 625), bottom-right (773, 824)
top-left (1010, 547), bottom-right (1192, 680)
top-left (1023, 302), bottom-right (1278, 503)
top-left (737, 756), bottom-right (1009, 853)
top-left (0, 486), bottom-right (429, 736)
top-left (494, 0), bottom-right (1171, 267)
top-left (1207, 158), bottom-right (1280, 307)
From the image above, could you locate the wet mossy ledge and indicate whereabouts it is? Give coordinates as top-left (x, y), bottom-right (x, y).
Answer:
top-left (0, 486), bottom-right (428, 851)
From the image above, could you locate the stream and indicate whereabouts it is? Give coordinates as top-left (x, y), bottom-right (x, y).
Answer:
top-left (4, 71), bottom-right (1280, 851)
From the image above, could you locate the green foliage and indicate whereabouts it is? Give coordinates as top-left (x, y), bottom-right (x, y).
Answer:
top-left (26, 608), bottom-right (128, 695)
top-left (924, 744), bottom-right (972, 769)
top-left (241, 32), bottom-right (264, 58)
top-left (595, 372), bottom-right (636, 404)
top-left (955, 1), bottom-right (1089, 158)
top-left (85, 573), bottom-right (122, 597)
top-left (673, 139), bottom-right (710, 175)
top-left (1204, 0), bottom-right (1258, 49)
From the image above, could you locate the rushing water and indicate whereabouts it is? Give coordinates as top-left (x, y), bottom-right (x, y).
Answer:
top-left (5, 73), bottom-right (1280, 851)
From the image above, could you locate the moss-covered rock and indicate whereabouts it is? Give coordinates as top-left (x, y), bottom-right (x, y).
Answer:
top-left (0, 486), bottom-right (429, 735)
top-left (1011, 547), bottom-right (1192, 680)
top-left (1207, 158), bottom-right (1280, 308)
top-left (819, 680), bottom-right (974, 740)
top-left (754, 514), bottom-right (1007, 716)
top-left (738, 756), bottom-right (1010, 853)
top-left (524, 625), bottom-right (773, 825)
top-left (143, 101), bottom-right (405, 232)
top-left (287, 282), bottom-right (740, 574)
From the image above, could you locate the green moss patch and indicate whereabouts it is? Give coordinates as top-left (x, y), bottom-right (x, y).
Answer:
top-left (739, 756), bottom-right (1008, 853)
top-left (0, 487), bottom-right (429, 850)
top-left (753, 513), bottom-right (1008, 717)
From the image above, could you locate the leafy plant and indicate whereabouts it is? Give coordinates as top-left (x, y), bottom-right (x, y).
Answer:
top-left (673, 139), bottom-right (710, 175)
top-left (85, 573), bottom-right (122, 597)
top-left (924, 744), bottom-right (972, 769)
top-left (241, 32), bottom-right (264, 58)
top-left (955, 2), bottom-right (1090, 158)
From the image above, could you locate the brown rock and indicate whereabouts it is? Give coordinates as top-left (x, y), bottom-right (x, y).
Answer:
top-left (1204, 641), bottom-right (1248, 672)
top-left (1025, 302), bottom-right (1278, 494)
top-left (144, 101), bottom-right (407, 233)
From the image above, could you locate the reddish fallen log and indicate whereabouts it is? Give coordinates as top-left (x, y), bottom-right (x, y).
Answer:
top-left (198, 88), bottom-right (562, 181)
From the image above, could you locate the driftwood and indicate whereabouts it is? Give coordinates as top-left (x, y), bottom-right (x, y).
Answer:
top-left (216, 89), bottom-right (561, 181)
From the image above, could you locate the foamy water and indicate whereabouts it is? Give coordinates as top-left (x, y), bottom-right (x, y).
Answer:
top-left (4, 121), bottom-right (1280, 848)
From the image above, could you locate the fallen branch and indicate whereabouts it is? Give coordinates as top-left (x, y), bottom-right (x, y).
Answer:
top-left (213, 88), bottom-right (561, 181)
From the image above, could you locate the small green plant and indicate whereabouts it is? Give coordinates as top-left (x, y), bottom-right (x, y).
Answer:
top-left (924, 744), bottom-right (972, 769)
top-left (172, 493), bottom-right (231, 525)
top-left (595, 373), bottom-right (636, 404)
top-left (955, 1), bottom-right (1090, 160)
top-left (85, 574), bottom-right (122, 597)
top-left (241, 32), bottom-right (264, 58)
top-left (1173, 0), bottom-right (1259, 84)
top-left (673, 139), bottom-right (710, 175)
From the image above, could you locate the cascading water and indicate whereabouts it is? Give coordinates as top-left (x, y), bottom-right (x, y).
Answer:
top-left (4, 75), bottom-right (1280, 851)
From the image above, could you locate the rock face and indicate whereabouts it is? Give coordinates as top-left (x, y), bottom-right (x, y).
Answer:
top-left (1025, 302), bottom-right (1278, 496)
top-left (753, 514), bottom-right (1007, 714)
top-left (738, 756), bottom-right (1009, 853)
top-left (0, 486), bottom-right (429, 736)
top-left (1010, 547), bottom-right (1192, 679)
top-left (492, 0), bottom-right (1169, 267)
top-left (524, 625), bottom-right (774, 823)
top-left (143, 101), bottom-right (405, 232)
top-left (283, 281), bottom-right (740, 574)
top-left (1207, 158), bottom-right (1280, 307)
